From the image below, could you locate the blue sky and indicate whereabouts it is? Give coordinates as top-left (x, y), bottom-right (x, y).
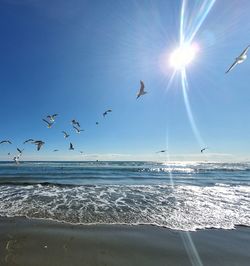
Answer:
top-left (1, 0), bottom-right (250, 161)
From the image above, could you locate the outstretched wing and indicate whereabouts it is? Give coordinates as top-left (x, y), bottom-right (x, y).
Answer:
top-left (24, 139), bottom-right (33, 144)
top-left (225, 60), bottom-right (238, 74)
top-left (37, 142), bottom-right (44, 151)
top-left (140, 80), bottom-right (145, 93)
top-left (42, 119), bottom-right (50, 125)
top-left (240, 45), bottom-right (250, 57)
top-left (73, 126), bottom-right (79, 132)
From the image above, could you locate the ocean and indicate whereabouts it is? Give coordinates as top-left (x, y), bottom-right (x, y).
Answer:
top-left (0, 161), bottom-right (249, 231)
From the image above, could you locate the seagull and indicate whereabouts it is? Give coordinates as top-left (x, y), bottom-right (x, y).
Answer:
top-left (201, 147), bottom-right (208, 153)
top-left (23, 139), bottom-right (34, 144)
top-left (17, 148), bottom-right (24, 155)
top-left (32, 140), bottom-right (45, 151)
top-left (226, 45), bottom-right (250, 73)
top-left (80, 151), bottom-right (84, 154)
top-left (136, 80), bottom-right (147, 99)
top-left (42, 119), bottom-right (53, 128)
top-left (96, 122), bottom-right (99, 125)
top-left (47, 114), bottom-right (58, 122)
top-left (13, 156), bottom-right (19, 165)
top-left (156, 150), bottom-right (167, 153)
top-left (62, 131), bottom-right (70, 138)
top-left (69, 143), bottom-right (74, 150)
top-left (0, 140), bottom-right (12, 145)
top-left (72, 120), bottom-right (81, 128)
top-left (53, 149), bottom-right (59, 152)
top-left (103, 109), bottom-right (112, 117)
top-left (7, 152), bottom-right (10, 155)
top-left (73, 126), bottom-right (84, 134)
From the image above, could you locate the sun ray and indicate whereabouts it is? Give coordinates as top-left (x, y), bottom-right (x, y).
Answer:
top-left (181, 69), bottom-right (205, 147)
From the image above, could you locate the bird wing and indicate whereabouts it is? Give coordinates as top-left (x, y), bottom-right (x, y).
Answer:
top-left (240, 45), bottom-right (250, 57)
top-left (24, 139), bottom-right (33, 144)
top-left (37, 142), bottom-right (43, 151)
top-left (52, 114), bottom-right (58, 118)
top-left (225, 60), bottom-right (238, 73)
top-left (17, 148), bottom-right (22, 153)
top-left (42, 119), bottom-right (50, 125)
top-left (76, 122), bottom-right (80, 127)
top-left (73, 126), bottom-right (79, 132)
top-left (140, 80), bottom-right (145, 93)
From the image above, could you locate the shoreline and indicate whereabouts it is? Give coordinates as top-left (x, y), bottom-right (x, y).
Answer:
top-left (0, 215), bottom-right (249, 232)
top-left (0, 217), bottom-right (249, 266)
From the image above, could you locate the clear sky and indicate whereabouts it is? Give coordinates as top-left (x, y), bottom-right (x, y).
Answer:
top-left (1, 0), bottom-right (250, 161)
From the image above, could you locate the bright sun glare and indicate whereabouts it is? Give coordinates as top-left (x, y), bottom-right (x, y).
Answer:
top-left (169, 43), bottom-right (198, 70)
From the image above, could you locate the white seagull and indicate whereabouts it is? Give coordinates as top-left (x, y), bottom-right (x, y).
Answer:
top-left (226, 45), bottom-right (250, 73)
top-left (0, 140), bottom-right (12, 145)
top-left (103, 109), bottom-right (112, 117)
top-left (17, 148), bottom-right (24, 156)
top-left (73, 126), bottom-right (84, 134)
top-left (62, 131), bottom-right (70, 138)
top-left (32, 140), bottom-right (45, 151)
top-left (42, 119), bottom-right (53, 128)
top-left (47, 114), bottom-right (58, 122)
top-left (201, 147), bottom-right (208, 153)
top-left (136, 80), bottom-right (147, 99)
top-left (69, 143), bottom-right (74, 150)
top-left (72, 119), bottom-right (81, 128)
top-left (156, 150), bottom-right (167, 153)
top-left (13, 156), bottom-right (20, 165)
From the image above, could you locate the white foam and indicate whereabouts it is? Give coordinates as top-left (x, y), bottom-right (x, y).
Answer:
top-left (0, 184), bottom-right (249, 231)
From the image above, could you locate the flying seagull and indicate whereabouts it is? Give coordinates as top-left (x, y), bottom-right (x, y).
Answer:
top-left (32, 140), bottom-right (45, 151)
top-left (156, 150), bottom-right (167, 153)
top-left (226, 45), bottom-right (250, 73)
top-left (201, 147), bottom-right (208, 153)
top-left (0, 140), bottom-right (12, 145)
top-left (103, 109), bottom-right (112, 117)
top-left (42, 119), bottom-right (53, 128)
top-left (96, 122), bottom-right (99, 125)
top-left (72, 119), bottom-right (81, 128)
top-left (47, 114), bottom-right (58, 122)
top-left (80, 151), bottom-right (84, 154)
top-left (7, 152), bottom-right (11, 155)
top-left (23, 139), bottom-right (34, 144)
top-left (17, 148), bottom-right (24, 155)
top-left (53, 149), bottom-right (59, 152)
top-left (69, 143), bottom-right (74, 150)
top-left (13, 156), bottom-right (19, 165)
top-left (73, 126), bottom-right (84, 134)
top-left (137, 80), bottom-right (147, 99)
top-left (62, 131), bottom-right (70, 138)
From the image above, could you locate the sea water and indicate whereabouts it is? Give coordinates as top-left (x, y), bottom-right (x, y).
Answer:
top-left (0, 161), bottom-right (249, 231)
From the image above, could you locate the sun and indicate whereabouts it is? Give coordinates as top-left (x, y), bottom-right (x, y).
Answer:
top-left (169, 43), bottom-right (198, 70)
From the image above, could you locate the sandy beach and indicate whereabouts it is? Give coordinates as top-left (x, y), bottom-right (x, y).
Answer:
top-left (0, 217), bottom-right (249, 266)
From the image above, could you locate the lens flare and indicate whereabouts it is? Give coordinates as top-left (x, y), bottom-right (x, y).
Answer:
top-left (169, 43), bottom-right (198, 70)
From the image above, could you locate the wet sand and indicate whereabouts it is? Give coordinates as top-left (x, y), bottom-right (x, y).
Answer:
top-left (0, 217), bottom-right (249, 266)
